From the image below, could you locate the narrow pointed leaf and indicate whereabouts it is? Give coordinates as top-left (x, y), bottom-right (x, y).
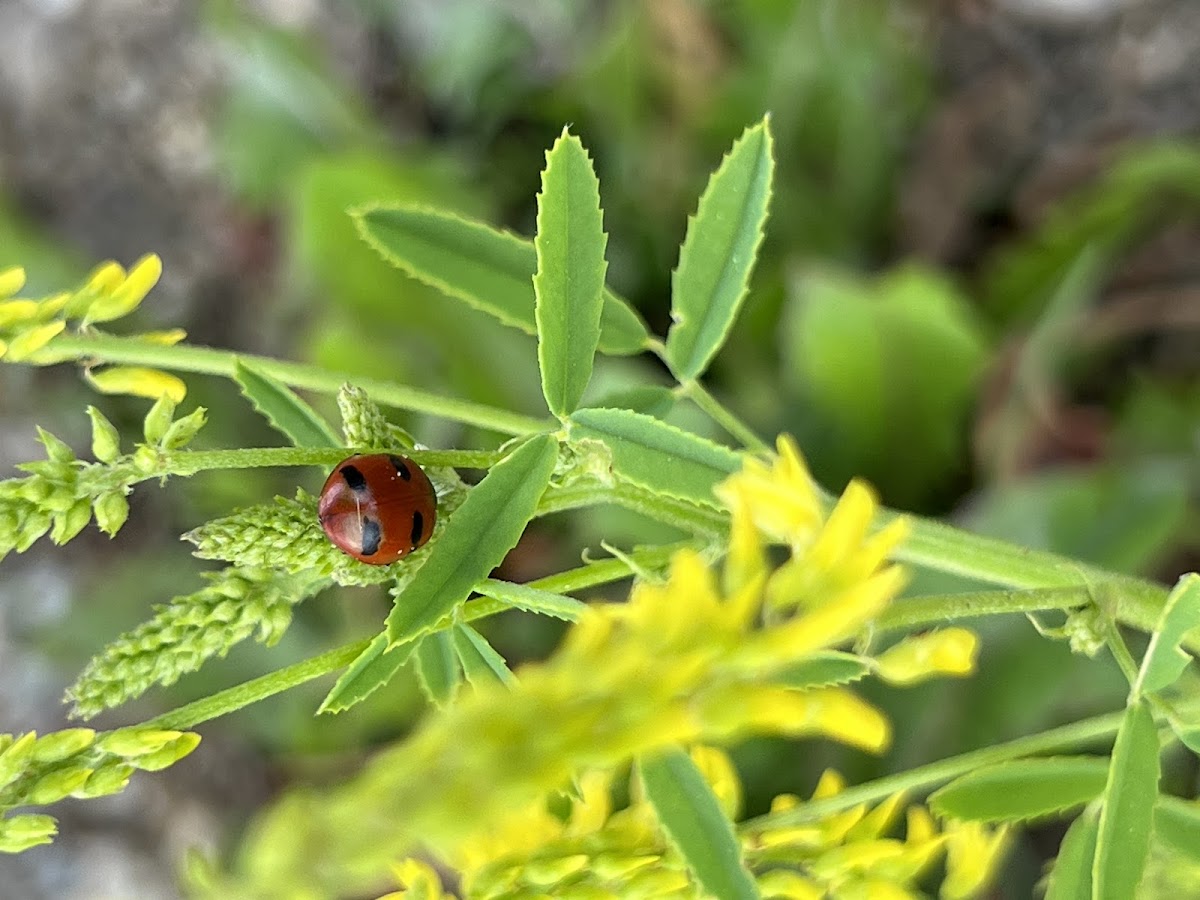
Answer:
top-left (534, 129), bottom-right (608, 417)
top-left (318, 633), bottom-right (417, 714)
top-left (640, 748), bottom-right (759, 900)
top-left (233, 359), bottom-right (340, 449)
top-left (1136, 573), bottom-right (1200, 695)
top-left (354, 205), bottom-right (648, 355)
top-left (1045, 807), bottom-right (1098, 900)
top-left (475, 579), bottom-right (587, 621)
top-left (776, 651), bottom-right (871, 689)
top-left (1093, 698), bottom-right (1159, 899)
top-left (929, 757), bottom-right (1108, 823)
top-left (452, 623), bottom-right (516, 688)
top-left (665, 117), bottom-right (774, 380)
top-left (413, 631), bottom-right (460, 708)
top-left (385, 435), bottom-right (558, 645)
top-left (569, 407), bottom-right (741, 508)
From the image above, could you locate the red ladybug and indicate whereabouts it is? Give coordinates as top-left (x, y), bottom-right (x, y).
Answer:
top-left (318, 454), bottom-right (437, 565)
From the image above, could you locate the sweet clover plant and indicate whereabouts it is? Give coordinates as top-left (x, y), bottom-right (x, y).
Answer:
top-left (2, 119), bottom-right (1199, 898)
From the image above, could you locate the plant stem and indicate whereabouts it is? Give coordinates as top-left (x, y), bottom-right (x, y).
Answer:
top-left (743, 708), bottom-right (1127, 831)
top-left (146, 640), bottom-right (371, 731)
top-left (874, 586), bottom-right (1093, 636)
top-left (164, 447), bottom-right (504, 476)
top-left (679, 379), bottom-right (769, 452)
top-left (50, 333), bottom-right (549, 436)
top-left (539, 479), bottom-right (729, 539)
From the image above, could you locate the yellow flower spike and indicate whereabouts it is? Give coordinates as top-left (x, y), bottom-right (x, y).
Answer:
top-left (873, 833), bottom-right (947, 884)
top-left (756, 869), bottom-right (823, 899)
top-left (834, 876), bottom-right (922, 900)
top-left (698, 685), bottom-right (890, 752)
top-left (874, 629), bottom-right (980, 686)
top-left (5, 320), bottom-right (66, 361)
top-left (390, 859), bottom-right (446, 900)
top-left (846, 790), bottom-right (907, 841)
top-left (0, 299), bottom-right (41, 329)
top-left (0, 266), bottom-right (26, 298)
top-left (85, 366), bottom-right (186, 402)
top-left (723, 490), bottom-right (767, 596)
top-left (812, 770), bottom-right (846, 800)
top-left (940, 821), bottom-right (1011, 900)
top-left (804, 479), bottom-right (880, 576)
top-left (905, 806), bottom-right (937, 844)
top-left (745, 566), bottom-right (905, 668)
top-left (809, 838), bottom-right (907, 880)
top-left (83, 253), bottom-right (163, 325)
top-left (84, 260), bottom-right (127, 294)
top-left (688, 746), bottom-right (742, 819)
top-left (567, 770), bottom-right (612, 836)
top-left (716, 435), bottom-right (822, 548)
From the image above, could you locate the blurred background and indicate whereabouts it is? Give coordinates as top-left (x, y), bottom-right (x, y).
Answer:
top-left (1, 0), bottom-right (1198, 896)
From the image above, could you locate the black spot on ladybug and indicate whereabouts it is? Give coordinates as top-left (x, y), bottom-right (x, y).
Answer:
top-left (341, 465), bottom-right (367, 492)
top-left (361, 517), bottom-right (382, 557)
top-left (388, 455), bottom-right (412, 481)
top-left (411, 510), bottom-right (424, 547)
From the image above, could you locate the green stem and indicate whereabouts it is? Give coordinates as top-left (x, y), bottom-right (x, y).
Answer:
top-left (539, 479), bottom-right (728, 539)
top-left (51, 333), bottom-right (549, 436)
top-left (164, 447), bottom-right (504, 476)
top-left (874, 587), bottom-right (1092, 636)
top-left (743, 708), bottom-right (1127, 831)
top-left (146, 640), bottom-right (371, 731)
top-left (679, 379), bottom-right (769, 452)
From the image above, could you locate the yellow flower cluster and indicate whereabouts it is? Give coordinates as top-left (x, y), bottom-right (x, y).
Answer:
top-left (0, 257), bottom-right (185, 400)
top-left (382, 747), bottom-right (1009, 900)
top-left (313, 437), bottom-right (978, 879)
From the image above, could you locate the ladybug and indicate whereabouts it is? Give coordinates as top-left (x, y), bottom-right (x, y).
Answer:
top-left (318, 454), bottom-right (437, 565)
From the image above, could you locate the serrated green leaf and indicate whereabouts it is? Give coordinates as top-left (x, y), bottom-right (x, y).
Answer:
top-left (665, 117), bottom-right (774, 381)
top-left (475, 579), bottom-right (587, 621)
top-left (233, 359), bottom-right (340, 449)
top-left (354, 205), bottom-right (648, 355)
top-left (569, 407), bottom-right (741, 508)
top-left (1093, 698), bottom-right (1159, 899)
top-left (385, 435), bottom-right (558, 646)
top-left (1137, 573), bottom-right (1200, 695)
top-left (534, 129), bottom-right (608, 418)
top-left (452, 623), bottom-right (516, 688)
top-left (929, 757), bottom-right (1109, 823)
top-left (317, 633), bottom-right (417, 714)
top-left (639, 748), bottom-right (759, 900)
top-left (1154, 796), bottom-right (1200, 865)
top-left (589, 384), bottom-right (677, 419)
top-left (1045, 806), bottom-right (1099, 900)
top-left (413, 631), bottom-right (460, 708)
top-left (775, 652), bottom-right (871, 689)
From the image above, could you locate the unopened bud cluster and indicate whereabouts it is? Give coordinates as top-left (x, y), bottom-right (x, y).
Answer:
top-left (0, 399), bottom-right (205, 564)
top-left (337, 385), bottom-right (416, 450)
top-left (0, 726), bottom-right (199, 852)
top-left (65, 567), bottom-right (316, 719)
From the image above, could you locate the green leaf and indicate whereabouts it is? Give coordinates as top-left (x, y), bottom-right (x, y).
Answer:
top-left (317, 633), bottom-right (417, 715)
top-left (1045, 806), bottom-right (1099, 900)
top-left (475, 579), bottom-right (587, 621)
top-left (665, 117), bottom-right (774, 381)
top-left (639, 748), bottom-right (759, 900)
top-left (775, 651), bottom-right (871, 689)
top-left (452, 623), bottom-right (516, 688)
top-left (1137, 573), bottom-right (1200, 695)
top-left (354, 205), bottom-right (648, 356)
top-left (1154, 795), bottom-right (1200, 865)
top-left (533, 129), bottom-right (608, 418)
top-left (929, 757), bottom-right (1109, 823)
top-left (568, 407), bottom-right (741, 509)
top-left (589, 384), bottom-right (677, 419)
top-left (233, 359), bottom-right (340, 449)
top-left (385, 434), bottom-right (558, 646)
top-left (413, 631), bottom-right (460, 708)
top-left (1093, 698), bottom-right (1159, 899)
